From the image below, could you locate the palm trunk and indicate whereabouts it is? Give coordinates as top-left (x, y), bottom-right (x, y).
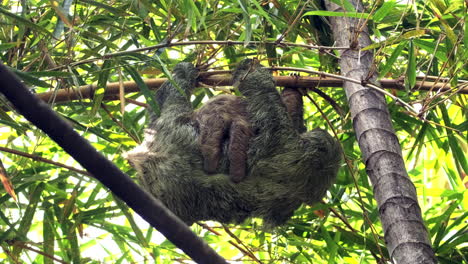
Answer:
top-left (324, 1), bottom-right (437, 263)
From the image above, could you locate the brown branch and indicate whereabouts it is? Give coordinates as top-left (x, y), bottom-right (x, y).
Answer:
top-left (100, 103), bottom-right (141, 144)
top-left (221, 224), bottom-right (262, 264)
top-left (34, 73), bottom-right (467, 106)
top-left (11, 242), bottom-right (69, 264)
top-left (198, 223), bottom-right (262, 264)
top-left (0, 146), bottom-right (90, 176)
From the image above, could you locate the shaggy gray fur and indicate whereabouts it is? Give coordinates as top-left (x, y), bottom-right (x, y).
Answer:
top-left (126, 59), bottom-right (341, 227)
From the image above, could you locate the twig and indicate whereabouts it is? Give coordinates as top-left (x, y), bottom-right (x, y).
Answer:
top-left (198, 223), bottom-right (262, 264)
top-left (272, 66), bottom-right (419, 115)
top-left (0, 146), bottom-right (90, 176)
top-left (100, 103), bottom-right (141, 144)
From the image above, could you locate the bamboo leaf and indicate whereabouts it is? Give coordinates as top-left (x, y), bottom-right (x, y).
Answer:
top-left (43, 205), bottom-right (55, 264)
top-left (91, 60), bottom-right (113, 115)
top-left (10, 68), bottom-right (53, 88)
top-left (362, 29), bottom-right (426, 50)
top-left (237, 0), bottom-right (252, 44)
top-left (80, 0), bottom-right (129, 15)
top-left (434, 13), bottom-right (457, 45)
top-left (327, 0), bottom-right (355, 11)
top-left (12, 183), bottom-right (45, 255)
top-left (0, 7), bottom-right (51, 36)
top-left (18, 183), bottom-right (44, 235)
top-left (123, 64), bottom-right (160, 116)
top-left (406, 40), bottom-right (416, 89)
top-left (413, 39), bottom-right (447, 61)
top-left (114, 196), bottom-right (149, 247)
top-left (303, 10), bottom-right (370, 19)
top-left (431, 202), bottom-right (458, 248)
top-left (379, 41), bottom-right (406, 77)
top-left (440, 106), bottom-right (468, 176)
top-left (373, 1), bottom-right (397, 22)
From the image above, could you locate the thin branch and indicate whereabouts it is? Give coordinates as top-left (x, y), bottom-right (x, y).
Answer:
top-left (198, 223), bottom-right (262, 264)
top-left (11, 242), bottom-right (68, 264)
top-left (272, 66), bottom-right (420, 114)
top-left (104, 96), bottom-right (148, 107)
top-left (222, 224), bottom-right (262, 264)
top-left (100, 103), bottom-right (141, 144)
top-left (0, 146), bottom-right (90, 176)
top-left (32, 73), bottom-right (467, 107)
top-left (0, 63), bottom-right (228, 264)
top-left (49, 40), bottom-right (349, 70)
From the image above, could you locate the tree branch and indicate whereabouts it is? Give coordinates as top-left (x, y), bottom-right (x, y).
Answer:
top-left (0, 146), bottom-right (90, 176)
top-left (0, 63), bottom-right (228, 264)
top-left (34, 73), bottom-right (466, 107)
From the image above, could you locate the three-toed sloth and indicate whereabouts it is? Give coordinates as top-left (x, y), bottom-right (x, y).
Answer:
top-left (126, 59), bottom-right (341, 227)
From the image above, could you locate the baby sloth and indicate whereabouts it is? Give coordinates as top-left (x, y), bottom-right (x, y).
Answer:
top-left (195, 87), bottom-right (308, 183)
top-left (126, 59), bottom-right (341, 227)
top-left (194, 94), bottom-right (253, 183)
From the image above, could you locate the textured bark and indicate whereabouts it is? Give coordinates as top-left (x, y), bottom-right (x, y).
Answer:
top-left (324, 1), bottom-right (437, 263)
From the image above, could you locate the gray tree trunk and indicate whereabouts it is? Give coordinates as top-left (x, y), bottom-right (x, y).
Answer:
top-left (324, 1), bottom-right (437, 263)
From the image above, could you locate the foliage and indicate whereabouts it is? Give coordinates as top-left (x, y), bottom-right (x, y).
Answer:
top-left (0, 0), bottom-right (466, 263)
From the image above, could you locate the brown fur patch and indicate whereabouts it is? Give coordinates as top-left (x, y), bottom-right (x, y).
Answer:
top-left (194, 94), bottom-right (253, 183)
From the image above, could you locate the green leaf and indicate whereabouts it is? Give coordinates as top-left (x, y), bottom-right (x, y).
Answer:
top-left (69, 224), bottom-right (81, 263)
top-left (12, 183), bottom-right (45, 255)
top-left (123, 64), bottom-right (160, 116)
top-left (0, 7), bottom-right (52, 36)
top-left (429, 0), bottom-right (447, 13)
top-left (303, 10), bottom-right (370, 19)
top-left (435, 14), bottom-right (457, 45)
top-left (43, 206), bottom-right (55, 264)
top-left (327, 0), bottom-right (355, 11)
top-left (114, 196), bottom-right (149, 247)
top-left (431, 202), bottom-right (458, 248)
top-left (18, 183), bottom-right (44, 235)
top-left (373, 1), bottom-right (397, 22)
top-left (406, 40), bottom-right (416, 89)
top-left (10, 68), bottom-right (53, 88)
top-left (192, 90), bottom-right (206, 108)
top-left (91, 60), bottom-right (113, 115)
top-left (465, 15), bottom-right (468, 59)
top-left (0, 42), bottom-right (18, 51)
top-left (413, 39), bottom-right (447, 61)
top-left (250, 0), bottom-right (274, 26)
top-left (379, 41), bottom-right (406, 77)
top-left (237, 0), bottom-right (252, 44)
top-left (28, 71), bottom-right (72, 78)
top-left (80, 0), bottom-right (129, 15)
top-left (363, 29), bottom-right (427, 50)
top-left (440, 106), bottom-right (468, 176)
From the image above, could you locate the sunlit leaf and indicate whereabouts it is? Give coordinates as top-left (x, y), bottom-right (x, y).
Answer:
top-left (373, 1), bottom-right (397, 22)
top-left (303, 10), bottom-right (370, 19)
top-left (379, 41), bottom-right (406, 77)
top-left (406, 40), bottom-right (416, 89)
top-left (0, 7), bottom-right (51, 36)
top-left (363, 29), bottom-right (427, 50)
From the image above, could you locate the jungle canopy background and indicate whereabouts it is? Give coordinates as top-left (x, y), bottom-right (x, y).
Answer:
top-left (0, 0), bottom-right (466, 263)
